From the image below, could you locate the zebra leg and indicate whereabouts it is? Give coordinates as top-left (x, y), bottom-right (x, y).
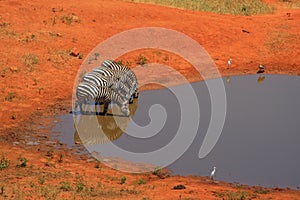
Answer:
top-left (129, 96), bottom-right (134, 104)
top-left (78, 102), bottom-right (84, 114)
top-left (74, 101), bottom-right (79, 114)
top-left (95, 102), bottom-right (100, 115)
top-left (103, 102), bottom-right (109, 115)
top-left (133, 89), bottom-right (139, 98)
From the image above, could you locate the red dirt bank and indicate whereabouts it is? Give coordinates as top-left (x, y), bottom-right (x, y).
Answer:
top-left (0, 0), bottom-right (300, 199)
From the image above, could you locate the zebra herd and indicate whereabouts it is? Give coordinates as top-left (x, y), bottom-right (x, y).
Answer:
top-left (75, 60), bottom-right (138, 116)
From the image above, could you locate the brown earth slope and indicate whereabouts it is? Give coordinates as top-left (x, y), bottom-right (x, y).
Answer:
top-left (0, 0), bottom-right (300, 199)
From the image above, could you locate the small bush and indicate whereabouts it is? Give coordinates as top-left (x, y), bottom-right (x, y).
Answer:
top-left (39, 176), bottom-right (45, 185)
top-left (137, 178), bottom-right (146, 185)
top-left (76, 182), bottom-right (85, 192)
top-left (60, 14), bottom-right (80, 24)
top-left (48, 49), bottom-right (71, 69)
top-left (4, 92), bottom-right (16, 102)
top-left (152, 167), bottom-right (170, 179)
top-left (16, 157), bottom-right (28, 168)
top-left (60, 181), bottom-right (72, 191)
top-left (58, 154), bottom-right (64, 163)
top-left (173, 184), bottom-right (186, 190)
top-left (254, 188), bottom-right (270, 194)
top-left (136, 54), bottom-right (147, 65)
top-left (0, 154), bottom-right (10, 170)
top-left (95, 160), bottom-right (101, 168)
top-left (227, 191), bottom-right (248, 200)
top-left (120, 176), bottom-right (127, 184)
top-left (22, 53), bottom-right (39, 71)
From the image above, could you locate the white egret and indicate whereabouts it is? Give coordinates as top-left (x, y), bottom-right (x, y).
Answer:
top-left (227, 58), bottom-right (232, 69)
top-left (210, 166), bottom-right (217, 180)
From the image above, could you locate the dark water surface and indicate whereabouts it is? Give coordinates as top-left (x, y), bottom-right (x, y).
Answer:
top-left (53, 75), bottom-right (300, 188)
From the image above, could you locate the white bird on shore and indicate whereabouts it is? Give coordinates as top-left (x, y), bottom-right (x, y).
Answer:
top-left (227, 58), bottom-right (232, 69)
top-left (210, 166), bottom-right (217, 180)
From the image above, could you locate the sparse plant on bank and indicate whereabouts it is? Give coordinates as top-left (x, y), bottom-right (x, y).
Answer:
top-left (60, 14), bottom-right (80, 24)
top-left (0, 154), bottom-right (10, 170)
top-left (227, 190), bottom-right (248, 200)
top-left (0, 68), bottom-right (7, 77)
top-left (58, 154), bottom-right (64, 163)
top-left (39, 176), bottom-right (45, 185)
top-left (4, 92), bottom-right (16, 102)
top-left (76, 182), bottom-right (85, 192)
top-left (48, 49), bottom-right (72, 69)
top-left (137, 178), bottom-right (146, 185)
top-left (95, 160), bottom-right (101, 168)
top-left (11, 113), bottom-right (16, 120)
top-left (22, 53), bottom-right (39, 72)
top-left (16, 156), bottom-right (28, 168)
top-left (0, 186), bottom-right (4, 195)
top-left (279, 0), bottom-right (300, 8)
top-left (136, 54), bottom-right (147, 65)
top-left (38, 87), bottom-right (44, 94)
top-left (78, 52), bottom-right (84, 59)
top-left (120, 176), bottom-right (127, 184)
top-left (0, 22), bottom-right (16, 38)
top-left (59, 181), bottom-right (72, 191)
top-left (22, 34), bottom-right (36, 43)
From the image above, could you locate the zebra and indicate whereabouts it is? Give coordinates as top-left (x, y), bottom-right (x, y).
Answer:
top-left (101, 60), bottom-right (139, 99)
top-left (82, 71), bottom-right (131, 100)
top-left (92, 66), bottom-right (134, 103)
top-left (75, 81), bottom-right (129, 116)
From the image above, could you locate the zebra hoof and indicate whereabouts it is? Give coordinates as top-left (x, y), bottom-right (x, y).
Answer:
top-left (129, 98), bottom-right (134, 104)
top-left (133, 92), bottom-right (139, 98)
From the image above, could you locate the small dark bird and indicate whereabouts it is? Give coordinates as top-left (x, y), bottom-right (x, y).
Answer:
top-left (257, 64), bottom-right (265, 73)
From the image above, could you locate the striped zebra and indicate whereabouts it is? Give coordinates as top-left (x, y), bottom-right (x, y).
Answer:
top-left (82, 71), bottom-right (131, 100)
top-left (92, 66), bottom-right (134, 103)
top-left (75, 81), bottom-right (129, 116)
top-left (102, 60), bottom-right (139, 99)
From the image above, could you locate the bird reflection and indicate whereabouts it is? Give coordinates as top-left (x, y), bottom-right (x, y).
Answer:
top-left (74, 98), bottom-right (138, 146)
top-left (226, 76), bottom-right (231, 84)
top-left (257, 75), bottom-right (265, 84)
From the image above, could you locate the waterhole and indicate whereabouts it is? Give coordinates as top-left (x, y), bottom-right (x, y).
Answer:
top-left (53, 74), bottom-right (300, 188)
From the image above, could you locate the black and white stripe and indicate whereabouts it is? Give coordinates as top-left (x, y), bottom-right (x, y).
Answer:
top-left (82, 71), bottom-right (131, 100)
top-left (102, 60), bottom-right (139, 98)
top-left (75, 82), bottom-right (129, 116)
top-left (82, 71), bottom-right (115, 87)
top-left (92, 66), bottom-right (134, 101)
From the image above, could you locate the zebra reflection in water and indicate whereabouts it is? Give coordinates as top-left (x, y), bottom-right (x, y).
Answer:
top-left (74, 97), bottom-right (138, 146)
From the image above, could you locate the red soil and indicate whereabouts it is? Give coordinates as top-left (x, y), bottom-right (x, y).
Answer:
top-left (0, 0), bottom-right (300, 199)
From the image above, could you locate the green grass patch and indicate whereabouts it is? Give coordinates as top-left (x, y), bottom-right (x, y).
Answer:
top-left (48, 49), bottom-right (72, 69)
top-left (0, 154), bottom-right (10, 170)
top-left (264, 30), bottom-right (292, 53)
top-left (124, 0), bottom-right (274, 15)
top-left (4, 92), bottom-right (16, 102)
top-left (137, 178), bottom-right (146, 185)
top-left (16, 157), bottom-right (28, 168)
top-left (120, 176), bottom-right (127, 184)
top-left (279, 0), bottom-right (300, 8)
top-left (0, 22), bottom-right (16, 38)
top-left (22, 53), bottom-right (39, 72)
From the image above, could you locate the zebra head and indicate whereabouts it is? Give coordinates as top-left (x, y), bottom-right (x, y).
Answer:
top-left (120, 103), bottom-right (130, 116)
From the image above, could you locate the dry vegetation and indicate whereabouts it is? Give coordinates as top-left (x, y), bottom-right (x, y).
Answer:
top-left (0, 0), bottom-right (300, 199)
top-left (124, 0), bottom-right (275, 15)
